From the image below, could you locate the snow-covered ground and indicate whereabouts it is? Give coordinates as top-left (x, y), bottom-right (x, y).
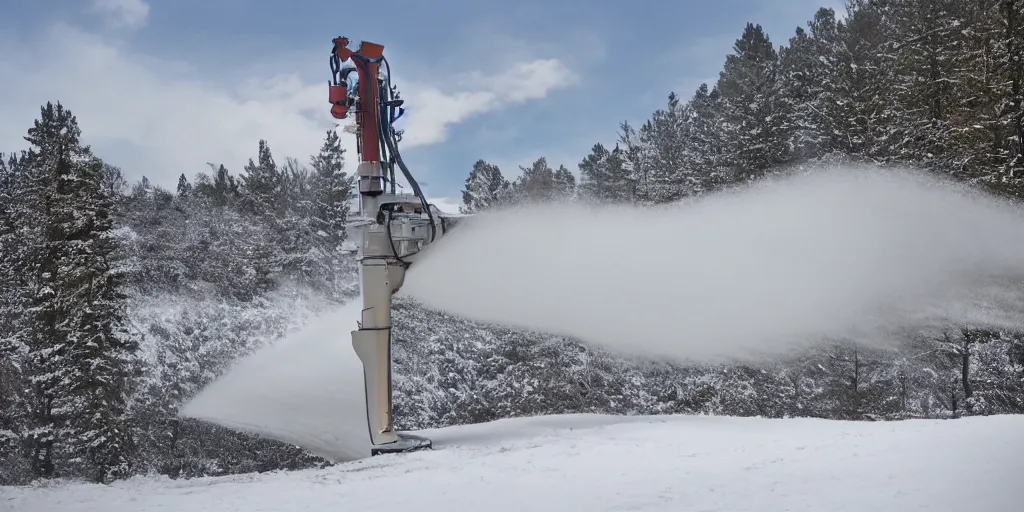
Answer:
top-left (5, 413), bottom-right (1022, 512)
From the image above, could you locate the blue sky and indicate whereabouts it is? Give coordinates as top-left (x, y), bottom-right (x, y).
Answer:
top-left (0, 0), bottom-right (843, 211)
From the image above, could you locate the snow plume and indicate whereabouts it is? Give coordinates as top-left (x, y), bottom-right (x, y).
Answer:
top-left (179, 299), bottom-right (372, 461)
top-left (400, 166), bottom-right (1024, 364)
top-left (178, 165), bottom-right (1024, 462)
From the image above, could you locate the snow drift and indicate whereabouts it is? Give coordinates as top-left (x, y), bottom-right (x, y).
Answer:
top-left (10, 414), bottom-right (1024, 511)
top-left (401, 166), bottom-right (1024, 363)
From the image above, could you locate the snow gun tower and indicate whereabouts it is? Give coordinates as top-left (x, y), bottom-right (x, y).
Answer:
top-left (329, 37), bottom-right (459, 455)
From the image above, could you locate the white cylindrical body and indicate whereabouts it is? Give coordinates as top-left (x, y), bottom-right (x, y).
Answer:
top-left (350, 166), bottom-right (405, 447)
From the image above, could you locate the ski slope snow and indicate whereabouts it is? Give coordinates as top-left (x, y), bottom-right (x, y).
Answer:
top-left (5, 413), bottom-right (1022, 512)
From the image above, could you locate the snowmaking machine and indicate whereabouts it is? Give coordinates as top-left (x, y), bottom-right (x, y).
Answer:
top-left (329, 37), bottom-right (462, 456)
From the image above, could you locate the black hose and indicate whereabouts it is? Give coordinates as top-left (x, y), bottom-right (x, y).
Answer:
top-left (386, 210), bottom-right (411, 267)
top-left (353, 54), bottom-right (437, 244)
top-left (378, 57), bottom-right (436, 243)
top-left (379, 58), bottom-right (398, 194)
top-left (382, 121), bottom-right (435, 243)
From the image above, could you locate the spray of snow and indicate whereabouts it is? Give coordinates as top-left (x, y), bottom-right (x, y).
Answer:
top-left (179, 299), bottom-right (373, 461)
top-left (179, 165), bottom-right (1024, 462)
top-left (400, 166), bottom-right (1024, 363)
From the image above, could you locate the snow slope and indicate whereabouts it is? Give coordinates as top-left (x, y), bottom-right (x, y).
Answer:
top-left (6, 413), bottom-right (1022, 512)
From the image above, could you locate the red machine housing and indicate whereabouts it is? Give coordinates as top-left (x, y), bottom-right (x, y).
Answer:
top-left (330, 37), bottom-right (384, 165)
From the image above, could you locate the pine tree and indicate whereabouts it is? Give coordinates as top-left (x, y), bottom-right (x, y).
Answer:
top-left (132, 176), bottom-right (152, 198)
top-left (778, 8), bottom-right (843, 160)
top-left (579, 145), bottom-right (607, 203)
top-left (60, 156), bottom-right (141, 482)
top-left (238, 140), bottom-right (282, 217)
top-left (0, 152), bottom-right (31, 482)
top-left (191, 164), bottom-right (241, 207)
top-left (643, 92), bottom-right (700, 202)
top-left (276, 156), bottom-right (323, 282)
top-left (829, 0), bottom-right (903, 160)
top-left (932, 0), bottom-right (1010, 187)
top-left (578, 143), bottom-right (614, 203)
top-left (176, 173), bottom-right (192, 198)
top-left (1002, 0), bottom-right (1024, 185)
top-left (0, 154), bottom-right (19, 312)
top-left (460, 159), bottom-right (511, 213)
top-left (310, 130), bottom-right (352, 249)
top-left (975, 0), bottom-right (1024, 195)
top-left (552, 164), bottom-right (577, 199)
top-left (686, 83), bottom-right (728, 190)
top-left (716, 23), bottom-right (792, 182)
top-left (205, 164), bottom-right (240, 207)
top-left (15, 102), bottom-right (140, 481)
top-left (15, 102), bottom-right (93, 478)
top-left (578, 143), bottom-right (633, 204)
top-left (616, 121), bottom-right (652, 204)
top-left (304, 130), bottom-right (354, 296)
top-left (887, 0), bottom-right (970, 168)
top-left (513, 157), bottom-right (560, 205)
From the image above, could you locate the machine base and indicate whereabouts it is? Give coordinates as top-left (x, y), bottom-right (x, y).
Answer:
top-left (370, 433), bottom-right (433, 456)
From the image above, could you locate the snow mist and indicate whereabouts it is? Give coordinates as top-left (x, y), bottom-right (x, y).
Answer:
top-left (179, 300), bottom-right (373, 461)
top-left (400, 166), bottom-right (1024, 363)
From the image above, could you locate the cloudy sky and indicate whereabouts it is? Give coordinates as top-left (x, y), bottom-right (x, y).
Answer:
top-left (0, 0), bottom-right (842, 211)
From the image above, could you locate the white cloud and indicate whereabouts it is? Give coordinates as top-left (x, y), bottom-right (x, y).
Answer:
top-left (91, 0), bottom-right (150, 29)
top-left (0, 24), bottom-right (576, 191)
top-left (399, 59), bottom-right (577, 147)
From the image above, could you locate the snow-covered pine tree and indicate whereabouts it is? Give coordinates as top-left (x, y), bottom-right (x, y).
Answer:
top-left (309, 130), bottom-right (352, 251)
top-left (0, 153), bottom-right (12, 328)
top-left (176, 173), bottom-right (192, 198)
top-left (0, 153), bottom-right (21, 335)
top-left (615, 121), bottom-right (652, 204)
top-left (552, 164), bottom-right (577, 200)
top-left (829, 0), bottom-right (902, 161)
top-left (238, 140), bottom-right (282, 218)
top-left (97, 164), bottom-right (130, 216)
top-left (577, 143), bottom-right (633, 204)
top-left (460, 159), bottom-right (511, 213)
top-left (778, 25), bottom-right (818, 160)
top-left (968, 330), bottom-right (1024, 414)
top-left (576, 144), bottom-right (606, 203)
top-left (778, 8), bottom-right (843, 161)
top-left (236, 140), bottom-right (318, 291)
top-left (685, 84), bottom-right (728, 190)
top-left (14, 102), bottom-right (140, 481)
top-left (276, 156), bottom-right (325, 283)
top-left (643, 92), bottom-right (700, 203)
top-left (1000, 0), bottom-right (1024, 187)
top-left (513, 157), bottom-right (560, 205)
top-left (927, 0), bottom-right (1010, 187)
top-left (58, 155), bottom-right (142, 483)
top-left (715, 23), bottom-right (792, 182)
top-left (928, 326), bottom-right (1015, 417)
top-left (192, 164), bottom-right (240, 207)
top-left (885, 0), bottom-right (970, 170)
top-left (0, 152), bottom-right (32, 484)
top-left (14, 103), bottom-right (91, 479)
top-left (976, 0), bottom-right (1024, 195)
